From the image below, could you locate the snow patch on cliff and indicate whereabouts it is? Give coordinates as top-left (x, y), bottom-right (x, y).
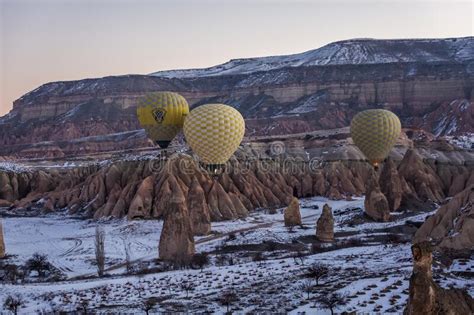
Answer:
top-left (151, 37), bottom-right (474, 79)
top-left (446, 133), bottom-right (474, 149)
top-left (0, 162), bottom-right (30, 173)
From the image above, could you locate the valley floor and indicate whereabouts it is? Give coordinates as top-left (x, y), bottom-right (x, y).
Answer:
top-left (1, 197), bottom-right (473, 314)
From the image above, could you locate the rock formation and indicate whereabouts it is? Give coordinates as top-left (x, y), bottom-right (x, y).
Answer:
top-left (0, 139), bottom-right (472, 223)
top-left (187, 177), bottom-right (211, 236)
top-left (414, 185), bottom-right (474, 252)
top-left (316, 203), bottom-right (334, 242)
top-left (398, 148), bottom-right (445, 204)
top-left (0, 150), bottom-right (366, 220)
top-left (127, 175), bottom-right (155, 220)
top-left (364, 170), bottom-right (391, 222)
top-left (404, 242), bottom-right (474, 315)
top-left (0, 219), bottom-right (5, 258)
top-left (158, 181), bottom-right (195, 264)
top-left (379, 157), bottom-right (403, 211)
top-left (284, 197), bottom-right (302, 227)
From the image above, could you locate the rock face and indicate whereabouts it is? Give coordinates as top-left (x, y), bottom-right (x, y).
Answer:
top-left (1, 38), bottom-right (473, 158)
top-left (414, 185), bottom-right (474, 252)
top-left (404, 242), bottom-right (474, 315)
top-left (379, 157), bottom-right (403, 211)
top-left (187, 177), bottom-right (211, 236)
top-left (284, 197), bottom-right (302, 227)
top-left (398, 148), bottom-right (445, 204)
top-left (158, 182), bottom-right (195, 264)
top-left (127, 175), bottom-right (155, 220)
top-left (364, 170), bottom-right (391, 222)
top-left (0, 220), bottom-right (5, 258)
top-left (412, 99), bottom-right (474, 137)
top-left (316, 203), bottom-right (334, 242)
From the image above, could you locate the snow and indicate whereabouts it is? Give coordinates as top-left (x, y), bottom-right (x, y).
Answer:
top-left (0, 162), bottom-right (30, 173)
top-left (151, 37), bottom-right (473, 79)
top-left (0, 111), bottom-right (19, 124)
top-left (446, 133), bottom-right (474, 149)
top-left (434, 114), bottom-right (457, 137)
top-left (1, 196), bottom-right (472, 313)
top-left (287, 92), bottom-right (327, 114)
top-left (3, 216), bottom-right (162, 278)
top-left (62, 102), bottom-right (86, 119)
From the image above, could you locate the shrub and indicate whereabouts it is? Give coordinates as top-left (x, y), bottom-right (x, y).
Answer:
top-left (192, 253), bottom-right (209, 271)
top-left (252, 252), bottom-right (265, 262)
top-left (3, 294), bottom-right (24, 315)
top-left (25, 253), bottom-right (50, 277)
top-left (306, 263), bottom-right (330, 285)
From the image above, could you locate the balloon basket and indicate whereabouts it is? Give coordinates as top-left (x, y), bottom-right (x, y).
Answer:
top-left (201, 163), bottom-right (226, 178)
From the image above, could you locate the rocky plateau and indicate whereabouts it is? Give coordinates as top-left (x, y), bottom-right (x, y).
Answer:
top-left (0, 37), bottom-right (472, 158)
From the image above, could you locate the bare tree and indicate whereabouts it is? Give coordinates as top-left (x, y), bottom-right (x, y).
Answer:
top-left (3, 264), bottom-right (22, 284)
top-left (293, 250), bottom-right (306, 265)
top-left (318, 292), bottom-right (348, 315)
top-left (228, 253), bottom-right (235, 266)
top-left (140, 297), bottom-right (158, 315)
top-left (3, 294), bottom-right (24, 315)
top-left (219, 290), bottom-right (239, 314)
top-left (180, 281), bottom-right (196, 298)
top-left (25, 253), bottom-right (50, 278)
top-left (135, 284), bottom-right (145, 298)
top-left (95, 226), bottom-right (105, 277)
top-left (123, 239), bottom-right (133, 274)
top-left (77, 298), bottom-right (89, 315)
top-left (307, 263), bottom-right (330, 285)
top-left (299, 279), bottom-right (314, 300)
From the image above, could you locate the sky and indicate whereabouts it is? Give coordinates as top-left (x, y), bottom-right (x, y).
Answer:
top-left (0, 0), bottom-right (472, 116)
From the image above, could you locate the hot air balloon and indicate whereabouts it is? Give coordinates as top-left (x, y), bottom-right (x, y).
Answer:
top-left (136, 92), bottom-right (189, 149)
top-left (183, 104), bottom-right (245, 174)
top-left (350, 109), bottom-right (401, 168)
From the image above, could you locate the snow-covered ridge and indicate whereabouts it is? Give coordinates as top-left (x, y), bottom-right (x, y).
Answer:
top-left (151, 37), bottom-right (474, 78)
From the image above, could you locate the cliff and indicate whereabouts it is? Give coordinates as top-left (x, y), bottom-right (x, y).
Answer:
top-left (0, 37), bottom-right (472, 157)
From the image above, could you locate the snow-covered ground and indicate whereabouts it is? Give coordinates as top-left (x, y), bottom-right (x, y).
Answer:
top-left (3, 216), bottom-right (162, 278)
top-left (1, 197), bottom-right (472, 314)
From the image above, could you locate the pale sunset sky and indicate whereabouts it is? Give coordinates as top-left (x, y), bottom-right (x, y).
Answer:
top-left (0, 0), bottom-right (472, 116)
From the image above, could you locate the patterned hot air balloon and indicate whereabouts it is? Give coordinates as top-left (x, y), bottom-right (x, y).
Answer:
top-left (183, 104), bottom-right (245, 173)
top-left (350, 109), bottom-right (401, 168)
top-left (136, 92), bottom-right (189, 149)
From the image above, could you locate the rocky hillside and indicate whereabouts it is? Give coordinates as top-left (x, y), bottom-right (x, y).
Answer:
top-left (1, 134), bottom-right (472, 220)
top-left (0, 37), bottom-right (472, 157)
top-left (414, 185), bottom-right (474, 251)
top-left (152, 37), bottom-right (474, 77)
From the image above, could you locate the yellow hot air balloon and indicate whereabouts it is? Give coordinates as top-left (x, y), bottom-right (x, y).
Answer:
top-left (136, 92), bottom-right (189, 148)
top-left (350, 109), bottom-right (401, 168)
top-left (183, 104), bottom-right (245, 173)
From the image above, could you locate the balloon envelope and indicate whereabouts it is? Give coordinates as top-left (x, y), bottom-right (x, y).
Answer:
top-left (350, 109), bottom-right (401, 166)
top-left (136, 92), bottom-right (189, 148)
top-left (183, 104), bottom-right (245, 166)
